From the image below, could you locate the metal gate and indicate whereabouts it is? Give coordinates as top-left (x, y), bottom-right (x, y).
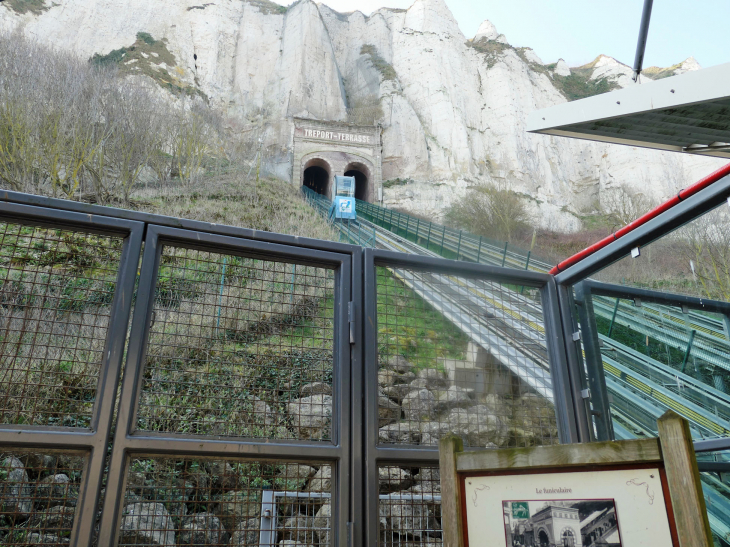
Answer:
top-left (0, 192), bottom-right (577, 547)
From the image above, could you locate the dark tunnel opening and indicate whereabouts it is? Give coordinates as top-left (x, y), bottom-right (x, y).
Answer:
top-left (345, 169), bottom-right (369, 201)
top-left (303, 166), bottom-right (330, 196)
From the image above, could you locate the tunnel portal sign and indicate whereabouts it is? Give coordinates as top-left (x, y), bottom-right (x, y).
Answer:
top-left (299, 128), bottom-right (372, 144)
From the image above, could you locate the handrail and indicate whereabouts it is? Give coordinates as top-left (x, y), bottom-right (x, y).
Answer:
top-left (550, 162), bottom-right (730, 275)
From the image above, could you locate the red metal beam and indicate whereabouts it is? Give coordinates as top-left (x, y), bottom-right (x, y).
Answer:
top-left (550, 162), bottom-right (730, 275)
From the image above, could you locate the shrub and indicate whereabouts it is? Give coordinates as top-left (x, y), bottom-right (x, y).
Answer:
top-left (136, 31), bottom-right (156, 45)
top-left (552, 69), bottom-right (619, 101)
top-left (360, 44), bottom-right (397, 81)
top-left (445, 183), bottom-right (531, 243)
top-left (4, 0), bottom-right (49, 15)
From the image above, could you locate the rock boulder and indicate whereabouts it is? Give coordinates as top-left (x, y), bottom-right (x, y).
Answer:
top-left (287, 395), bottom-right (332, 440)
top-left (401, 389), bottom-right (436, 421)
top-left (118, 502), bottom-right (176, 546)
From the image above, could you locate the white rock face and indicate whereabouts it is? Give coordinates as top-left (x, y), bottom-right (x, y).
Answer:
top-left (474, 19), bottom-right (498, 41)
top-left (586, 54), bottom-right (638, 88)
top-left (554, 58), bottom-right (570, 77)
top-left (674, 56), bottom-right (702, 74)
top-left (1, 0), bottom-right (723, 231)
top-left (521, 48), bottom-right (543, 65)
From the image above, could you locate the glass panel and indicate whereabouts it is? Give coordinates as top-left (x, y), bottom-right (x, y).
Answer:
top-left (697, 451), bottom-right (730, 547)
top-left (593, 297), bottom-right (730, 441)
top-left (0, 222), bottom-right (123, 428)
top-left (594, 202), bottom-right (730, 299)
top-left (571, 201), bottom-right (730, 543)
top-left (0, 449), bottom-right (86, 546)
top-left (136, 245), bottom-right (336, 440)
top-left (378, 464), bottom-right (441, 546)
top-left (117, 458), bottom-right (332, 546)
top-left (375, 265), bottom-right (558, 448)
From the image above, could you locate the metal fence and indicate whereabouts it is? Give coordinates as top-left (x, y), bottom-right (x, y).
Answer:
top-left (355, 197), bottom-right (553, 272)
top-left (552, 173), bottom-right (730, 545)
top-left (0, 191), bottom-right (579, 547)
top-left (362, 249), bottom-right (575, 547)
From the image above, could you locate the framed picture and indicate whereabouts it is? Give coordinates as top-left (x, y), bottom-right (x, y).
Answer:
top-left (439, 411), bottom-right (713, 547)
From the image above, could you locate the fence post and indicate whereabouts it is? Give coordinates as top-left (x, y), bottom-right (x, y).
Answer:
top-left (415, 217), bottom-right (420, 243)
top-left (607, 299), bottom-right (620, 338)
top-left (524, 250), bottom-right (531, 270)
top-left (476, 236), bottom-right (482, 263)
top-left (574, 282), bottom-right (615, 441)
top-left (681, 329), bottom-right (697, 374)
top-left (456, 231), bottom-right (462, 260)
top-left (373, 225), bottom-right (377, 247)
top-left (405, 214), bottom-right (409, 237)
top-left (440, 226), bottom-right (446, 255)
top-left (501, 241), bottom-right (508, 267)
top-left (427, 222), bottom-right (432, 250)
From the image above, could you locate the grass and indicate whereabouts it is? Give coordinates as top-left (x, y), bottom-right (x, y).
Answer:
top-left (551, 69), bottom-right (619, 101)
top-left (360, 44), bottom-right (397, 81)
top-left (90, 32), bottom-right (206, 99)
top-left (382, 178), bottom-right (410, 189)
top-left (467, 38), bottom-right (619, 101)
top-left (643, 63), bottom-right (683, 80)
top-left (376, 267), bottom-right (469, 370)
top-left (3, 0), bottom-right (50, 15)
top-left (466, 38), bottom-right (512, 68)
top-left (244, 0), bottom-right (288, 15)
top-left (0, 170), bottom-right (336, 431)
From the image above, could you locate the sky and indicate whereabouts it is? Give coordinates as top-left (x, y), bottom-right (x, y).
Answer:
top-left (303, 0), bottom-right (730, 69)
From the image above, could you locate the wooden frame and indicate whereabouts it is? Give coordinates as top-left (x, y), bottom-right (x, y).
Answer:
top-left (439, 411), bottom-right (713, 547)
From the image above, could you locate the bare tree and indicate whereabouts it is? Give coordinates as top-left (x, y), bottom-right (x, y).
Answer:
top-left (678, 208), bottom-right (730, 300)
top-left (601, 183), bottom-right (654, 227)
top-left (0, 31), bottom-right (224, 203)
top-left (445, 183), bottom-right (531, 242)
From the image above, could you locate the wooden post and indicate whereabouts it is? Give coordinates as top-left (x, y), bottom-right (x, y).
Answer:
top-left (658, 410), bottom-right (713, 547)
top-left (439, 434), bottom-right (465, 547)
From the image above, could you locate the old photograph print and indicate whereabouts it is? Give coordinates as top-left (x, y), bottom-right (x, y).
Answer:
top-left (503, 499), bottom-right (621, 547)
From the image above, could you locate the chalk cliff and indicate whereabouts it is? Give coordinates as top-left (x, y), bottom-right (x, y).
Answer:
top-left (1, 0), bottom-right (722, 229)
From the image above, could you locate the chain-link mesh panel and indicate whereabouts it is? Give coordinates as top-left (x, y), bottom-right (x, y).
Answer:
top-left (135, 246), bottom-right (336, 439)
top-left (375, 266), bottom-right (558, 449)
top-left (0, 449), bottom-right (86, 546)
top-left (378, 464), bottom-right (441, 546)
top-left (117, 457), bottom-right (332, 546)
top-left (0, 222), bottom-right (123, 428)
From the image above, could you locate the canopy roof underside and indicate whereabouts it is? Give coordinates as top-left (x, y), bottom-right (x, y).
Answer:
top-left (527, 62), bottom-right (730, 159)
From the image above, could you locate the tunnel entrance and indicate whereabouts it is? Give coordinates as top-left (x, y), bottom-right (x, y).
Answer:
top-left (344, 162), bottom-right (371, 201)
top-left (303, 166), bottom-right (329, 195)
top-left (294, 119), bottom-right (381, 203)
top-left (302, 158), bottom-right (331, 197)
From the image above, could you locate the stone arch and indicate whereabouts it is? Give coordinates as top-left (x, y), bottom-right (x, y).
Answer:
top-left (560, 527), bottom-right (577, 547)
top-left (301, 156), bottom-right (333, 198)
top-left (344, 160), bottom-right (373, 202)
top-left (536, 528), bottom-right (551, 547)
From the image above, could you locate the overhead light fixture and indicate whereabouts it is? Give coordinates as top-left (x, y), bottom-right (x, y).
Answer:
top-left (683, 142), bottom-right (730, 154)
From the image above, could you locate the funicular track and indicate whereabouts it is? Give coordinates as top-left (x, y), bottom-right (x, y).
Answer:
top-left (302, 188), bottom-right (730, 541)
